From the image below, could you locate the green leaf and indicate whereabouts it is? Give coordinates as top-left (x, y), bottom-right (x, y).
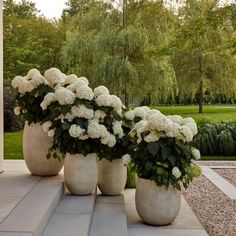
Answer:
top-left (147, 142), bottom-right (159, 156)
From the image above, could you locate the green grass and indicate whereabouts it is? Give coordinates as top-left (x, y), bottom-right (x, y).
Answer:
top-left (152, 104), bottom-right (236, 122)
top-left (4, 131), bottom-right (23, 159)
top-left (201, 156), bottom-right (236, 161)
top-left (4, 104), bottom-right (236, 160)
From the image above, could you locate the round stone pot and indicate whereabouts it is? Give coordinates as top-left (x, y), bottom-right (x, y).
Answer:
top-left (23, 122), bottom-right (63, 176)
top-left (98, 158), bottom-right (127, 195)
top-left (64, 153), bottom-right (98, 195)
top-left (135, 177), bottom-right (181, 226)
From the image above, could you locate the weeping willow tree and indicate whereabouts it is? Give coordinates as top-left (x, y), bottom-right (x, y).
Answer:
top-left (62, 0), bottom-right (178, 107)
top-left (170, 0), bottom-right (236, 113)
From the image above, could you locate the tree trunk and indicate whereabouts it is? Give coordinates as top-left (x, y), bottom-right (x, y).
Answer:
top-left (198, 79), bottom-right (203, 114)
top-left (125, 89), bottom-right (129, 108)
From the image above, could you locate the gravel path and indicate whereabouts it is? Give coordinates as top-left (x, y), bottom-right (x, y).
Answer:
top-left (215, 169), bottom-right (236, 187)
top-left (182, 175), bottom-right (236, 236)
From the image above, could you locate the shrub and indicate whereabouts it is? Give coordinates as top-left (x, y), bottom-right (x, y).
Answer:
top-left (193, 120), bottom-right (236, 156)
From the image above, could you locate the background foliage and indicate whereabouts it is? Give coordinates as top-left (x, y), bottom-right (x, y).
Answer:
top-left (3, 0), bottom-right (236, 131)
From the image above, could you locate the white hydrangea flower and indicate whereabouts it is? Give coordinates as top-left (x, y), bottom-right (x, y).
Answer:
top-left (167, 115), bottom-right (183, 125)
top-left (43, 121), bottom-right (52, 133)
top-left (76, 85), bottom-right (94, 101)
top-left (14, 107), bottom-right (21, 116)
top-left (40, 92), bottom-right (56, 110)
top-left (183, 118), bottom-right (198, 136)
top-left (96, 94), bottom-right (112, 107)
top-left (110, 95), bottom-right (123, 109)
top-left (144, 131), bottom-right (161, 143)
top-left (134, 120), bottom-right (148, 134)
top-left (133, 107), bottom-right (147, 119)
top-left (78, 77), bottom-right (89, 86)
top-left (64, 74), bottom-right (78, 85)
top-left (122, 154), bottom-right (131, 165)
top-left (71, 105), bottom-right (94, 120)
top-left (18, 78), bottom-right (35, 93)
top-left (64, 113), bottom-right (75, 122)
top-left (69, 124), bottom-right (85, 138)
top-left (27, 68), bottom-right (41, 78)
top-left (113, 121), bottom-right (124, 138)
top-left (66, 80), bottom-right (88, 92)
top-left (94, 110), bottom-right (106, 121)
top-left (44, 68), bottom-right (65, 85)
top-left (107, 134), bottom-right (117, 147)
top-left (94, 86), bottom-right (109, 97)
top-left (179, 126), bottom-right (194, 143)
top-left (79, 135), bottom-right (89, 140)
top-left (55, 87), bottom-right (76, 105)
top-left (146, 109), bottom-right (162, 119)
top-left (30, 74), bottom-right (46, 87)
top-left (88, 120), bottom-right (101, 139)
top-left (124, 110), bottom-right (135, 120)
top-left (148, 113), bottom-right (170, 132)
top-left (99, 125), bottom-right (109, 138)
top-left (172, 167), bottom-right (181, 179)
top-left (12, 76), bottom-right (25, 89)
top-left (191, 147), bottom-right (201, 160)
top-left (48, 129), bottom-right (55, 137)
top-left (165, 122), bottom-right (181, 138)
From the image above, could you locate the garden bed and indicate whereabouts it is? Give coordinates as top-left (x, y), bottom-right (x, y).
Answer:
top-left (182, 175), bottom-right (236, 236)
top-left (214, 169), bottom-right (236, 187)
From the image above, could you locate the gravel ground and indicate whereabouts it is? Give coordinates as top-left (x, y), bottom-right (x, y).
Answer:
top-left (214, 169), bottom-right (236, 187)
top-left (182, 175), bottom-right (236, 236)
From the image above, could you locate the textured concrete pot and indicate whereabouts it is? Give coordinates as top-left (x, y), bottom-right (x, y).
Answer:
top-left (23, 122), bottom-right (63, 176)
top-left (64, 153), bottom-right (98, 195)
top-left (135, 177), bottom-right (181, 226)
top-left (98, 158), bottom-right (127, 195)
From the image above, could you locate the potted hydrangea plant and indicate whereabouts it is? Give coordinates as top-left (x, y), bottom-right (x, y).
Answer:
top-left (129, 107), bottom-right (202, 225)
top-left (11, 68), bottom-right (64, 176)
top-left (40, 72), bottom-right (100, 195)
top-left (93, 86), bottom-right (132, 195)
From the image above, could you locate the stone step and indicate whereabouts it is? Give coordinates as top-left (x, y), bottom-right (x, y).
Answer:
top-left (124, 189), bottom-right (208, 236)
top-left (43, 192), bottom-right (96, 236)
top-left (0, 176), bottom-right (64, 236)
top-left (89, 193), bottom-right (128, 236)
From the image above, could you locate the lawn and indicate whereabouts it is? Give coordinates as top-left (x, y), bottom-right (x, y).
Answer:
top-left (4, 104), bottom-right (236, 160)
top-left (4, 131), bottom-right (23, 159)
top-left (152, 104), bottom-right (236, 122)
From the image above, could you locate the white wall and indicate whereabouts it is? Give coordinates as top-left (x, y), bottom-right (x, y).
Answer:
top-left (0, 0), bottom-right (3, 172)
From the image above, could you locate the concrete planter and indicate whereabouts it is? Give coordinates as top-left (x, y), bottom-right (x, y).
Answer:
top-left (64, 153), bottom-right (98, 195)
top-left (23, 122), bottom-right (63, 176)
top-left (135, 177), bottom-right (181, 226)
top-left (98, 158), bottom-right (127, 195)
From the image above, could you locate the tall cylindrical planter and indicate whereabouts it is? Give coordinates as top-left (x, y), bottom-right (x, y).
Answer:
top-left (64, 153), bottom-right (98, 195)
top-left (23, 122), bottom-right (63, 176)
top-left (98, 159), bottom-right (127, 195)
top-left (135, 177), bottom-right (181, 226)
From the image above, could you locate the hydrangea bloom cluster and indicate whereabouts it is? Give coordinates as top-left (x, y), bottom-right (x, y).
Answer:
top-left (127, 106), bottom-right (197, 144)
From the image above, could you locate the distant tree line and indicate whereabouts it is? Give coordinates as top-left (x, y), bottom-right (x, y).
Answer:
top-left (3, 0), bottom-right (236, 130)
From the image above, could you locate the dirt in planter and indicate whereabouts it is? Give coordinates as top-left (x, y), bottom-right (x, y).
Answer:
top-left (214, 169), bottom-right (236, 187)
top-left (182, 175), bottom-right (236, 236)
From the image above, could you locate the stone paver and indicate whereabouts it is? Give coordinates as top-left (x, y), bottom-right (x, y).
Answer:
top-left (0, 177), bottom-right (63, 235)
top-left (202, 166), bottom-right (236, 200)
top-left (43, 194), bottom-right (96, 236)
top-left (124, 189), bottom-right (208, 236)
top-left (90, 194), bottom-right (128, 236)
top-left (198, 161), bottom-right (236, 166)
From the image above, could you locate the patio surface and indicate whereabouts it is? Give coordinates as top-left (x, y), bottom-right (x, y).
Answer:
top-left (0, 160), bottom-right (210, 236)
